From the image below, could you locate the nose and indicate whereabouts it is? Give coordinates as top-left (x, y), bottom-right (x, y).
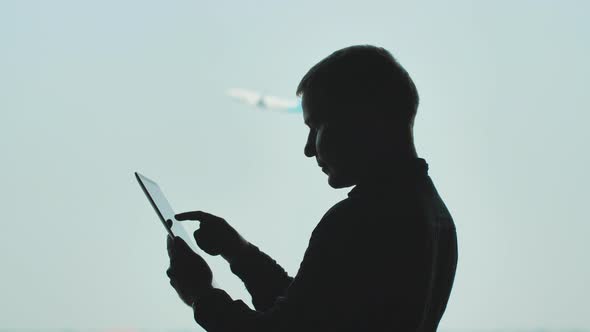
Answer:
top-left (304, 129), bottom-right (316, 158)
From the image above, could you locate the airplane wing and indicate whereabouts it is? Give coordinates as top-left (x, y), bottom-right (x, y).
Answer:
top-left (261, 95), bottom-right (298, 110)
top-left (226, 88), bottom-right (261, 106)
top-left (227, 88), bottom-right (301, 113)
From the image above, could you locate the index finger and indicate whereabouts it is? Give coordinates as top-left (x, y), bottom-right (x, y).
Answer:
top-left (175, 211), bottom-right (216, 222)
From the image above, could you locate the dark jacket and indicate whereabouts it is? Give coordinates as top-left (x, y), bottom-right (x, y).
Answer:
top-left (194, 158), bottom-right (458, 331)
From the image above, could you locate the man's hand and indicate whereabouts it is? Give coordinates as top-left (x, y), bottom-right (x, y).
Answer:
top-left (166, 230), bottom-right (213, 306)
top-left (175, 211), bottom-right (250, 263)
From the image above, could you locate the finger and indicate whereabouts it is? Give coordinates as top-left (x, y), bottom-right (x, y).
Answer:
top-left (194, 229), bottom-right (211, 255)
top-left (175, 211), bottom-right (217, 222)
top-left (193, 228), bottom-right (202, 244)
top-left (166, 219), bottom-right (173, 229)
top-left (194, 229), bottom-right (218, 256)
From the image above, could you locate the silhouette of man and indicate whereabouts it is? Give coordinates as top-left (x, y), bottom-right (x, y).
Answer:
top-left (165, 45), bottom-right (458, 331)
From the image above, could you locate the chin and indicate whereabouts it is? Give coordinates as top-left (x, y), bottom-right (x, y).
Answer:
top-left (327, 173), bottom-right (356, 189)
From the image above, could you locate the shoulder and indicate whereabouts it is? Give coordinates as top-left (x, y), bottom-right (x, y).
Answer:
top-left (312, 193), bottom-right (423, 233)
top-left (321, 197), bottom-right (359, 222)
top-left (311, 197), bottom-right (360, 238)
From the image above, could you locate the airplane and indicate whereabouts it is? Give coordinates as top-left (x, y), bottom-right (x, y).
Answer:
top-left (226, 88), bottom-right (302, 113)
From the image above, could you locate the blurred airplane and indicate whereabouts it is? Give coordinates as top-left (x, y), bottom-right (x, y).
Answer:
top-left (226, 88), bottom-right (302, 113)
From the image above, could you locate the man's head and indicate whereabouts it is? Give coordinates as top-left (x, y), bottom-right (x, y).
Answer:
top-left (297, 45), bottom-right (419, 189)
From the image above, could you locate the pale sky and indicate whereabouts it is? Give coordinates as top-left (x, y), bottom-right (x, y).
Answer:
top-left (1, 0), bottom-right (589, 330)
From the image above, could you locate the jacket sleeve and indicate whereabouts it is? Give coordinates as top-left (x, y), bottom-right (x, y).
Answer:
top-left (192, 208), bottom-right (435, 332)
top-left (228, 243), bottom-right (294, 311)
top-left (192, 215), bottom-right (367, 332)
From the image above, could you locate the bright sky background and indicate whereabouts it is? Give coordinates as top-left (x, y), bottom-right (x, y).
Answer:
top-left (1, 0), bottom-right (589, 330)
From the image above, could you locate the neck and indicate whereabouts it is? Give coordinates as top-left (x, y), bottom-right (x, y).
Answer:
top-left (355, 151), bottom-right (423, 187)
top-left (383, 126), bottom-right (419, 162)
top-left (358, 135), bottom-right (419, 183)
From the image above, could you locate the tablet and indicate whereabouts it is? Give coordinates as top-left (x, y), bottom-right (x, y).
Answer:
top-left (135, 172), bottom-right (219, 287)
top-left (135, 172), bottom-right (202, 250)
top-left (135, 172), bottom-right (176, 238)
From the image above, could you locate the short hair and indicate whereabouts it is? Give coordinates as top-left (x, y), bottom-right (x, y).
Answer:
top-left (296, 45), bottom-right (419, 127)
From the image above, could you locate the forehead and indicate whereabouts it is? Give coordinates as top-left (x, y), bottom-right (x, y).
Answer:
top-left (302, 97), bottom-right (314, 124)
top-left (302, 92), bottom-right (327, 125)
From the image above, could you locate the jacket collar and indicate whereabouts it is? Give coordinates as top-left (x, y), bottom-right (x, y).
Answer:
top-left (347, 158), bottom-right (429, 198)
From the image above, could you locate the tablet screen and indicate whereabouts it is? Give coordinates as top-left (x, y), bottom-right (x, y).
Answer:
top-left (136, 172), bottom-right (176, 234)
top-left (135, 172), bottom-right (201, 253)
